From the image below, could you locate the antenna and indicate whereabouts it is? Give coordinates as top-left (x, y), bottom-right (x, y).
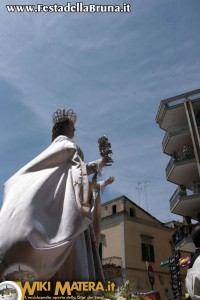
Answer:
top-left (136, 181), bottom-right (142, 206)
top-left (136, 180), bottom-right (149, 211)
top-left (143, 180), bottom-right (149, 212)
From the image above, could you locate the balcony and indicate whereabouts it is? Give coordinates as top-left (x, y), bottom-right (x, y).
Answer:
top-left (166, 148), bottom-right (197, 189)
top-left (102, 256), bottom-right (122, 279)
top-left (162, 123), bottom-right (190, 155)
top-left (172, 224), bottom-right (196, 252)
top-left (170, 187), bottom-right (200, 220)
top-left (156, 89), bottom-right (200, 130)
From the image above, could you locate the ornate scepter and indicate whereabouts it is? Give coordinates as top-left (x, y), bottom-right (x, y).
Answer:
top-left (92, 135), bottom-right (113, 199)
top-left (98, 135), bottom-right (113, 164)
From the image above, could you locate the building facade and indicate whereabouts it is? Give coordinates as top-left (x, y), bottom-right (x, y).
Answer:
top-left (156, 89), bottom-right (200, 252)
top-left (100, 196), bottom-right (188, 299)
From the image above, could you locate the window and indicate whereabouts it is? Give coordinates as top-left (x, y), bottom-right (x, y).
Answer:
top-left (142, 243), bottom-right (155, 262)
top-left (99, 242), bottom-right (102, 261)
top-left (130, 208), bottom-right (135, 217)
top-left (193, 182), bottom-right (200, 194)
top-left (112, 205), bottom-right (116, 214)
top-left (104, 206), bottom-right (108, 217)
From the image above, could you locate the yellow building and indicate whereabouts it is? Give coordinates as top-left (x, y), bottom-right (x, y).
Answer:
top-left (100, 195), bottom-right (188, 300)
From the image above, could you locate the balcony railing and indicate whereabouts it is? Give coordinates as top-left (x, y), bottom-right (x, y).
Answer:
top-left (169, 187), bottom-right (187, 210)
top-left (169, 185), bottom-right (195, 209)
top-left (166, 147), bottom-right (195, 177)
top-left (172, 224), bottom-right (197, 246)
top-left (102, 256), bottom-right (122, 268)
top-left (102, 256), bottom-right (122, 279)
top-left (162, 123), bottom-right (189, 150)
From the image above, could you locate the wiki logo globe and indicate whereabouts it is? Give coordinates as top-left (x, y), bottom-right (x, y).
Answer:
top-left (0, 281), bottom-right (22, 300)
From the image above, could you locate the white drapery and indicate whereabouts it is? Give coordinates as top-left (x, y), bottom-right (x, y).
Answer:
top-left (0, 136), bottom-right (104, 281)
top-left (186, 255), bottom-right (200, 299)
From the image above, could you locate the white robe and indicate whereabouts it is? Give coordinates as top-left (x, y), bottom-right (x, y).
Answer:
top-left (0, 135), bottom-right (104, 281)
top-left (185, 255), bottom-right (200, 299)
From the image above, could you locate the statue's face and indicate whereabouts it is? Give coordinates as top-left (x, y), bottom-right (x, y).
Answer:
top-left (63, 122), bottom-right (76, 139)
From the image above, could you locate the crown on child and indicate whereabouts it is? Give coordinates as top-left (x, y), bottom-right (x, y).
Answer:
top-left (52, 108), bottom-right (77, 125)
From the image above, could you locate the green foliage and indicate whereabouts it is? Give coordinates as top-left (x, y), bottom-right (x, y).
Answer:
top-left (117, 280), bottom-right (136, 300)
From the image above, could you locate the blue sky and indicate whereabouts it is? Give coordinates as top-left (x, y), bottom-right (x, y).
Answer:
top-left (0, 0), bottom-right (200, 222)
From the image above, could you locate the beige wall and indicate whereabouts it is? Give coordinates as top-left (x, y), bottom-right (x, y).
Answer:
top-left (124, 219), bottom-right (173, 270)
top-left (102, 198), bottom-right (125, 218)
top-left (101, 196), bottom-right (189, 299)
top-left (101, 223), bottom-right (122, 260)
top-left (102, 197), bottom-right (160, 225)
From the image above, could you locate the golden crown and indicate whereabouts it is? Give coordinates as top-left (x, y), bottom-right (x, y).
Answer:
top-left (52, 108), bottom-right (77, 125)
